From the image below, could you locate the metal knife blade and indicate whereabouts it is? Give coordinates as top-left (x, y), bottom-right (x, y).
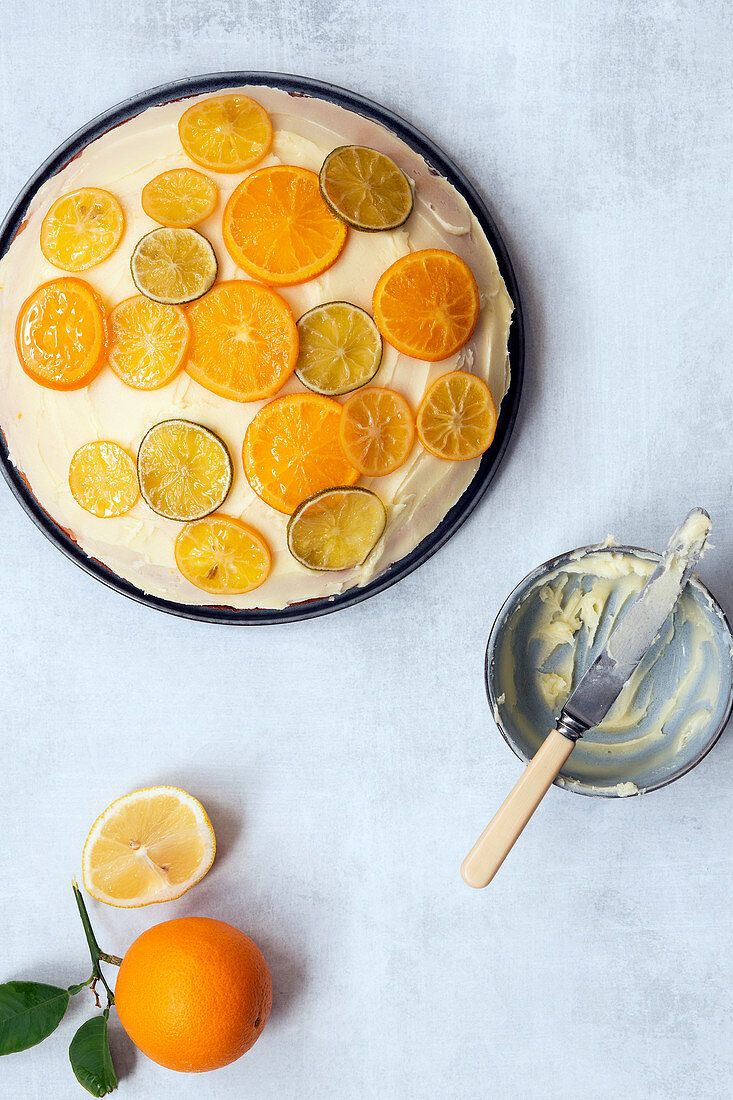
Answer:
top-left (558, 508), bottom-right (711, 738)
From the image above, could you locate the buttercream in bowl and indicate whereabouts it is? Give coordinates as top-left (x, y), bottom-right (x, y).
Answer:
top-left (487, 544), bottom-right (733, 796)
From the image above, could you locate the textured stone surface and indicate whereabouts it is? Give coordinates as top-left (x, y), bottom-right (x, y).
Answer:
top-left (0, 2), bottom-right (731, 1097)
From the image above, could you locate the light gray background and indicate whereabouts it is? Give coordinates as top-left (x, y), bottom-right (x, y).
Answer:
top-left (1, 2), bottom-right (731, 1098)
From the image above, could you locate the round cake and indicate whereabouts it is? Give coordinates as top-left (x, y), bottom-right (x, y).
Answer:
top-left (0, 84), bottom-right (514, 610)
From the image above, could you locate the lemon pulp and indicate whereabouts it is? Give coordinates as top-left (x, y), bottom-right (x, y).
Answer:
top-left (82, 786), bottom-right (216, 907)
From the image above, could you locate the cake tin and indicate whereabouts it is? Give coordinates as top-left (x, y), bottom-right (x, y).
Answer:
top-left (485, 544), bottom-right (733, 796)
top-left (0, 71), bottom-right (524, 625)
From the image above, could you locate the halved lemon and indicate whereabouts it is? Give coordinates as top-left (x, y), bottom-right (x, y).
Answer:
top-left (295, 302), bottom-right (382, 396)
top-left (40, 187), bottom-right (124, 271)
top-left (82, 786), bottom-right (216, 907)
top-left (416, 370), bottom-right (497, 460)
top-left (130, 228), bottom-right (217, 304)
top-left (339, 387), bottom-right (415, 477)
top-left (68, 441), bottom-right (139, 517)
top-left (175, 514), bottom-right (272, 595)
top-left (178, 94), bottom-right (272, 173)
top-left (141, 168), bottom-right (218, 228)
top-left (137, 419), bottom-right (232, 521)
top-left (319, 146), bottom-right (413, 232)
top-left (108, 295), bottom-right (190, 390)
top-left (287, 487), bottom-right (387, 571)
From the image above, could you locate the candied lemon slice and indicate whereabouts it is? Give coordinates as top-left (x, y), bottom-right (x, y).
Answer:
top-left (295, 302), bottom-right (382, 396)
top-left (416, 370), bottom-right (497, 460)
top-left (68, 441), bottom-right (139, 517)
top-left (40, 187), bottom-right (124, 271)
top-left (339, 387), bottom-right (415, 477)
top-left (288, 487), bottom-right (387, 571)
top-left (319, 146), bottom-right (413, 232)
top-left (15, 277), bottom-right (107, 391)
top-left (243, 394), bottom-right (359, 514)
top-left (141, 168), bottom-right (218, 228)
top-left (109, 295), bottom-right (189, 390)
top-left (178, 94), bottom-right (272, 173)
top-left (82, 786), bottom-right (215, 907)
top-left (137, 419), bottom-right (232, 521)
top-left (175, 514), bottom-right (271, 595)
top-left (131, 228), bottom-right (217, 305)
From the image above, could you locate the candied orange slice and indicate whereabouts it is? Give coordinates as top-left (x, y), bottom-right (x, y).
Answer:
top-left (175, 514), bottom-right (272, 596)
top-left (15, 277), bottom-right (107, 390)
top-left (243, 393), bottom-right (359, 514)
top-left (339, 387), bottom-right (415, 477)
top-left (40, 187), bottom-right (124, 271)
top-left (178, 94), bottom-right (272, 173)
top-left (109, 295), bottom-right (190, 390)
top-left (186, 281), bottom-right (298, 402)
top-left (416, 370), bottom-right (497, 460)
top-left (68, 441), bottom-right (139, 517)
top-left (141, 168), bottom-right (218, 228)
top-left (372, 249), bottom-right (480, 361)
top-left (222, 165), bottom-right (348, 286)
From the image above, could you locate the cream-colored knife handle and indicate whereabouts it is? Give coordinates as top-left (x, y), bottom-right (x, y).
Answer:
top-left (461, 729), bottom-right (576, 889)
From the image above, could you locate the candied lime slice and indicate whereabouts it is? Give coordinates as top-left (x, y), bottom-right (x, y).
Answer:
top-left (130, 227), bottom-right (217, 304)
top-left (295, 302), bottom-right (382, 396)
top-left (319, 146), bottom-right (413, 232)
top-left (137, 419), bottom-right (232, 521)
top-left (287, 486), bottom-right (387, 571)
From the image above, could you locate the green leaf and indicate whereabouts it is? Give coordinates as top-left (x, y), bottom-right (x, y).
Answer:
top-left (69, 1011), bottom-right (117, 1097)
top-left (0, 981), bottom-right (70, 1055)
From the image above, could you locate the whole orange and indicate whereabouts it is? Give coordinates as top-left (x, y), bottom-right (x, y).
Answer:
top-left (114, 917), bottom-right (272, 1072)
